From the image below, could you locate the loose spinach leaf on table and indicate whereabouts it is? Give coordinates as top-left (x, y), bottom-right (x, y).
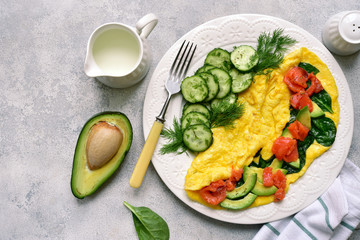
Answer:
top-left (124, 201), bottom-right (170, 240)
top-left (310, 117), bottom-right (337, 147)
top-left (298, 62), bottom-right (320, 75)
top-left (311, 90), bottom-right (334, 114)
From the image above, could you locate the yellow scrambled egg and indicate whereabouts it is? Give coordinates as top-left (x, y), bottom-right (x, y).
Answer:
top-left (185, 47), bottom-right (340, 209)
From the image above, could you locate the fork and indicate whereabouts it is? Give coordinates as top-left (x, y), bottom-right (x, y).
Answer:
top-left (129, 40), bottom-right (197, 188)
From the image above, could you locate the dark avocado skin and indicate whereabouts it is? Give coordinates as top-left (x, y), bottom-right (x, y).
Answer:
top-left (71, 111), bottom-right (133, 199)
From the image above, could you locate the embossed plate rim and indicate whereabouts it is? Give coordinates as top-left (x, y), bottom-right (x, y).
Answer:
top-left (142, 14), bottom-right (354, 224)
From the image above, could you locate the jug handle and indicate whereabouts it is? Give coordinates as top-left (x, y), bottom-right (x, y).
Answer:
top-left (136, 13), bottom-right (158, 39)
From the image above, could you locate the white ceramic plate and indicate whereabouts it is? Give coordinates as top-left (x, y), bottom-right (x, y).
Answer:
top-left (143, 14), bottom-right (353, 224)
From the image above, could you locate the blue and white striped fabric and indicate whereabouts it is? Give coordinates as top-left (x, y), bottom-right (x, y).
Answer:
top-left (253, 159), bottom-right (360, 240)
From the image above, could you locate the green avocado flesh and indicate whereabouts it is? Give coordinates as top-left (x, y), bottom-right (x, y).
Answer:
top-left (282, 128), bottom-right (292, 138)
top-left (71, 112), bottom-right (133, 199)
top-left (310, 101), bottom-right (325, 118)
top-left (251, 181), bottom-right (278, 196)
top-left (226, 173), bottom-right (257, 199)
top-left (220, 193), bottom-right (257, 210)
top-left (296, 106), bottom-right (311, 129)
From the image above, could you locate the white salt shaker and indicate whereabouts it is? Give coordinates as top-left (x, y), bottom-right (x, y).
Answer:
top-left (322, 11), bottom-right (360, 56)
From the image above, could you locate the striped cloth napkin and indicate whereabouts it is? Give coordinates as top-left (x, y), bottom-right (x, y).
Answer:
top-left (253, 159), bottom-right (360, 240)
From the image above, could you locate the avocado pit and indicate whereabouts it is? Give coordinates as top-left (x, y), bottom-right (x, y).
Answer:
top-left (86, 121), bottom-right (123, 170)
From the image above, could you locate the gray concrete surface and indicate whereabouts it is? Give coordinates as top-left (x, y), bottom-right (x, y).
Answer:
top-left (1, 0), bottom-right (359, 239)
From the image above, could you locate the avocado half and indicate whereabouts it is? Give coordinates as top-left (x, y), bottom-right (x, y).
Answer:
top-left (71, 112), bottom-right (133, 199)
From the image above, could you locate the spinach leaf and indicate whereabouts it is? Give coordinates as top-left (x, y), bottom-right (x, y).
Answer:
top-left (289, 107), bottom-right (298, 124)
top-left (297, 134), bottom-right (315, 169)
top-left (311, 90), bottom-right (334, 114)
top-left (258, 155), bottom-right (276, 168)
top-left (298, 62), bottom-right (320, 75)
top-left (124, 201), bottom-right (170, 240)
top-left (298, 133), bottom-right (315, 152)
top-left (284, 107), bottom-right (298, 129)
top-left (248, 150), bottom-right (260, 167)
top-left (281, 162), bottom-right (297, 174)
top-left (248, 149), bottom-right (275, 168)
top-left (310, 117), bottom-right (337, 147)
top-left (306, 80), bottom-right (312, 88)
top-left (298, 62), bottom-right (334, 114)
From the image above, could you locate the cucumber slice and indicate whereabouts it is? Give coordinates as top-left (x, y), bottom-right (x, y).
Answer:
top-left (197, 72), bottom-right (219, 102)
top-left (183, 103), bottom-right (211, 119)
top-left (181, 112), bottom-right (210, 130)
top-left (210, 93), bottom-right (237, 111)
top-left (183, 124), bottom-right (213, 152)
top-left (226, 173), bottom-right (257, 199)
top-left (195, 65), bottom-right (215, 75)
top-left (209, 68), bottom-right (232, 99)
top-left (220, 193), bottom-right (257, 210)
top-left (231, 45), bottom-right (259, 72)
top-left (204, 48), bottom-right (231, 71)
top-left (229, 68), bottom-right (253, 93)
top-left (180, 75), bottom-right (209, 103)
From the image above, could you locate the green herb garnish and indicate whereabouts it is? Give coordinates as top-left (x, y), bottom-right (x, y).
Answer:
top-left (160, 117), bottom-right (187, 155)
top-left (160, 29), bottom-right (296, 155)
top-left (210, 100), bottom-right (245, 129)
top-left (255, 28), bottom-right (297, 75)
top-left (124, 201), bottom-right (170, 240)
top-left (160, 100), bottom-right (245, 154)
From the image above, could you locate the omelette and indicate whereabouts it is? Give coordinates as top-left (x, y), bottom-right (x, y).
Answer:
top-left (184, 47), bottom-right (340, 209)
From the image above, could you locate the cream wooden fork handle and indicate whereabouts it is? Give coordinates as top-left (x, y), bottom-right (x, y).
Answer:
top-left (129, 120), bottom-right (164, 188)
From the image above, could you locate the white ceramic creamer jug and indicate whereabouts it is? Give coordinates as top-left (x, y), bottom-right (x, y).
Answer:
top-left (84, 13), bottom-right (158, 88)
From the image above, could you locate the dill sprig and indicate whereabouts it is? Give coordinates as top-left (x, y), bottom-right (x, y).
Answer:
top-left (159, 117), bottom-right (187, 155)
top-left (254, 28), bottom-right (297, 75)
top-left (160, 100), bottom-right (246, 154)
top-left (210, 100), bottom-right (245, 129)
top-left (159, 29), bottom-right (293, 155)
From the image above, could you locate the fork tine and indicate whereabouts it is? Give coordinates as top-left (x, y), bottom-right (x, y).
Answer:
top-left (178, 43), bottom-right (197, 81)
top-left (169, 40), bottom-right (186, 75)
top-left (171, 41), bottom-right (190, 78)
top-left (175, 42), bottom-right (193, 79)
